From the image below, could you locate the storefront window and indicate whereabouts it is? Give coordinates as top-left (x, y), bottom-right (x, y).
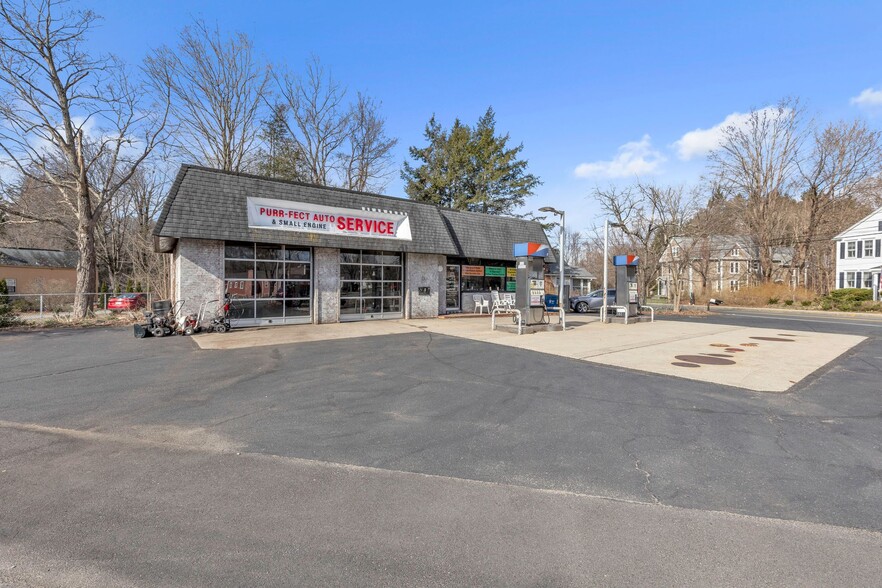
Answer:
top-left (255, 261), bottom-right (283, 280)
top-left (225, 242), bottom-right (254, 259)
top-left (224, 242), bottom-right (311, 324)
top-left (339, 248), bottom-right (403, 320)
top-left (224, 259), bottom-right (253, 279)
top-left (256, 244), bottom-right (285, 260)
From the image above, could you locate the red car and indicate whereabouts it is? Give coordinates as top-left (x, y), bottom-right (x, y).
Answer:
top-left (107, 293), bottom-right (147, 311)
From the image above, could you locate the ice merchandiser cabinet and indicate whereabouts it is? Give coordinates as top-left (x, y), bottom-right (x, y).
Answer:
top-left (514, 242), bottom-right (549, 325)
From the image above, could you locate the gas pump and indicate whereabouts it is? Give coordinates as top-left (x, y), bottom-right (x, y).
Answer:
top-left (613, 254), bottom-right (639, 316)
top-left (513, 242), bottom-right (549, 325)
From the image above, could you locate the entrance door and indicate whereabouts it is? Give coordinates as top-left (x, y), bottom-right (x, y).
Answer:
top-left (445, 265), bottom-right (460, 311)
top-left (339, 249), bottom-right (403, 321)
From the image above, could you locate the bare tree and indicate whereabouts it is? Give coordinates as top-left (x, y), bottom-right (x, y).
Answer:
top-left (564, 230), bottom-right (584, 267)
top-left (709, 99), bottom-right (804, 282)
top-left (126, 166), bottom-right (170, 297)
top-left (0, 177), bottom-right (74, 249)
top-left (275, 57), bottom-right (398, 192)
top-left (339, 92), bottom-right (398, 192)
top-left (793, 120), bottom-right (882, 276)
top-left (275, 56), bottom-right (350, 186)
top-left (0, 0), bottom-right (168, 317)
top-left (146, 19), bottom-right (269, 172)
top-left (593, 182), bottom-right (696, 311)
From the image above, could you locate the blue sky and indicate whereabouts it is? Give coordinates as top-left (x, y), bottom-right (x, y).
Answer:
top-left (85, 0), bottom-right (882, 234)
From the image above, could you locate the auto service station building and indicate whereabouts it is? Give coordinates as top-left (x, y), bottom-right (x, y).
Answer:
top-left (154, 166), bottom-right (553, 326)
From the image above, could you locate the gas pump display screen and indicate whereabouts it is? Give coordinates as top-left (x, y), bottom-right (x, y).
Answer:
top-left (530, 279), bottom-right (545, 306)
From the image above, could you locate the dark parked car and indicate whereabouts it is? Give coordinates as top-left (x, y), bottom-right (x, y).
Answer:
top-left (107, 293), bottom-right (147, 312)
top-left (569, 289), bottom-right (615, 313)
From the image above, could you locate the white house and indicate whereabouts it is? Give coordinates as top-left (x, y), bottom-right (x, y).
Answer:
top-left (833, 205), bottom-right (882, 301)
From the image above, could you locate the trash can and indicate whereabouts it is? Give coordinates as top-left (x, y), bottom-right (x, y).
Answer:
top-left (544, 294), bottom-right (559, 308)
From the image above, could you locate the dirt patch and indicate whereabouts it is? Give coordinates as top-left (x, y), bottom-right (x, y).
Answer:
top-left (2, 313), bottom-right (142, 332)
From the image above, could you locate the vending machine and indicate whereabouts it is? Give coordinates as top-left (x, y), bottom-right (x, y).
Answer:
top-left (513, 242), bottom-right (549, 325)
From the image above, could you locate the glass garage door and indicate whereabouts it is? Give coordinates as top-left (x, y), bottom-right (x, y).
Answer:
top-left (339, 249), bottom-right (403, 321)
top-left (224, 242), bottom-right (312, 326)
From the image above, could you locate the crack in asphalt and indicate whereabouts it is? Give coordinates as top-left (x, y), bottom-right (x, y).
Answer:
top-left (622, 438), bottom-right (660, 504)
top-left (0, 356), bottom-right (145, 384)
top-left (766, 410), bottom-right (795, 459)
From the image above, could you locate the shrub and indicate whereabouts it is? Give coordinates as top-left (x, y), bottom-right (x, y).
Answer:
top-left (726, 283), bottom-right (814, 307)
top-left (818, 288), bottom-right (881, 312)
top-left (829, 288), bottom-right (872, 303)
top-left (0, 277), bottom-right (18, 328)
top-left (801, 300), bottom-right (812, 307)
top-left (768, 297), bottom-right (780, 305)
top-left (784, 300), bottom-right (794, 306)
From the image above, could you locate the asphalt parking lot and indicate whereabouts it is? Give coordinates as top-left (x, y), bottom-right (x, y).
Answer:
top-left (1, 309), bottom-right (881, 586)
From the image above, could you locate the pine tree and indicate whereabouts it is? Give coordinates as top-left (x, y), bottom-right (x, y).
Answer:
top-left (402, 107), bottom-right (540, 215)
top-left (0, 277), bottom-right (17, 327)
top-left (256, 103), bottom-right (306, 181)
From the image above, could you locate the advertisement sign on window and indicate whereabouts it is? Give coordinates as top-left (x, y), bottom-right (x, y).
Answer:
top-left (462, 265), bottom-right (484, 276)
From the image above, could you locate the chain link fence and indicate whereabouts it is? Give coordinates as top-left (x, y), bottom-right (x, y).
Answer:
top-left (7, 292), bottom-right (154, 319)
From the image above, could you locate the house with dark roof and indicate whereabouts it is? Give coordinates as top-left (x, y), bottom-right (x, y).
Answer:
top-left (154, 166), bottom-right (553, 325)
top-left (658, 235), bottom-right (795, 298)
top-left (0, 248), bottom-right (78, 295)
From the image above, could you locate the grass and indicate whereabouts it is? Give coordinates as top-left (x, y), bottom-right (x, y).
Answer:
top-left (720, 283), bottom-right (814, 307)
top-left (690, 284), bottom-right (881, 313)
top-left (2, 311), bottom-right (143, 331)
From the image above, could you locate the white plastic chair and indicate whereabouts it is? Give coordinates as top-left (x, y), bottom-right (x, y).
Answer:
top-left (490, 290), bottom-right (507, 313)
top-left (502, 293), bottom-right (515, 309)
top-left (472, 294), bottom-right (489, 314)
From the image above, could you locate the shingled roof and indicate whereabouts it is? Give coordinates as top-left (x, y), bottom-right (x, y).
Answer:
top-left (155, 166), bottom-right (554, 262)
top-left (0, 248), bottom-right (77, 268)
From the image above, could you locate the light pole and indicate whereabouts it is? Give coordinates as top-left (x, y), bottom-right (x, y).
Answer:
top-left (539, 207), bottom-right (565, 308)
top-left (603, 219), bottom-right (609, 322)
top-left (602, 220), bottom-right (624, 323)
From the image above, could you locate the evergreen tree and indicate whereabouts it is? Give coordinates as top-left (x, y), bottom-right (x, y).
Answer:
top-left (0, 277), bottom-right (17, 327)
top-left (402, 107), bottom-right (540, 215)
top-left (256, 103), bottom-right (306, 181)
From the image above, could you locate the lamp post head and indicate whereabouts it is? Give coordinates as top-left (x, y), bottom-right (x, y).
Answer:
top-left (539, 206), bottom-right (564, 216)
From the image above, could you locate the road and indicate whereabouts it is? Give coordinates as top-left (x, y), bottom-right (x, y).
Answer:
top-left (1, 309), bottom-right (881, 586)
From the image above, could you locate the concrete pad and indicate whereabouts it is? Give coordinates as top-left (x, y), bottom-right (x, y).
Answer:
top-left (409, 317), bottom-right (865, 392)
top-left (194, 319), bottom-right (418, 350)
top-left (192, 316), bottom-right (865, 393)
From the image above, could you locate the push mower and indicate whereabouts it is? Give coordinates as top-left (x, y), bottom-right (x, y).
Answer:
top-left (133, 299), bottom-right (185, 338)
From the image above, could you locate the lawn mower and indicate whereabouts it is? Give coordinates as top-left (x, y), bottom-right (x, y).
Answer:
top-left (133, 299), bottom-right (185, 338)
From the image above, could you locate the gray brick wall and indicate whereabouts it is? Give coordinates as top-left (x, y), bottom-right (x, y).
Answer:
top-left (405, 253), bottom-right (444, 319)
top-left (314, 247), bottom-right (340, 324)
top-left (175, 238), bottom-right (224, 316)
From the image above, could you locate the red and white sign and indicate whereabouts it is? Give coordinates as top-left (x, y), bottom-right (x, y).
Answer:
top-left (247, 197), bottom-right (412, 241)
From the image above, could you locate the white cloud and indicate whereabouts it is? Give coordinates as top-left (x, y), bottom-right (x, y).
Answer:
top-left (850, 87), bottom-right (882, 108)
top-left (673, 107), bottom-right (782, 161)
top-left (574, 134), bottom-right (664, 179)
